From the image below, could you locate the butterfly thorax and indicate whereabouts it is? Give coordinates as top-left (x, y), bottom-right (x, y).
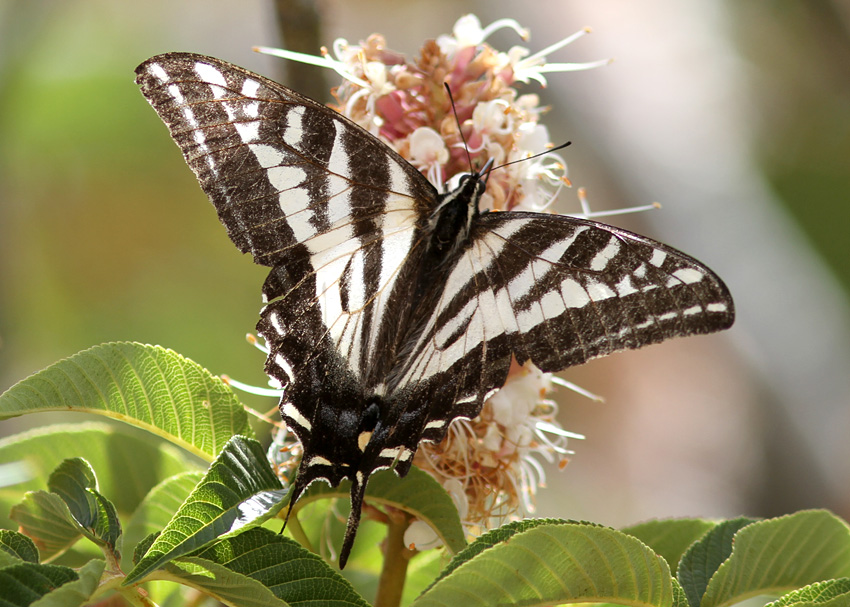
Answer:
top-left (426, 173), bottom-right (485, 259)
top-left (346, 171), bottom-right (489, 386)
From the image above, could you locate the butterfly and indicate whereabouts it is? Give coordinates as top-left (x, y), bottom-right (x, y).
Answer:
top-left (136, 52), bottom-right (734, 567)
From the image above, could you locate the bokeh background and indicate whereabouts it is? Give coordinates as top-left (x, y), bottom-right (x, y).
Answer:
top-left (2, 0), bottom-right (849, 528)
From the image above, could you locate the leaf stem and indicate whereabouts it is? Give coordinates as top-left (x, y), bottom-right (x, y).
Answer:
top-left (375, 510), bottom-right (413, 607)
top-left (285, 512), bottom-right (314, 553)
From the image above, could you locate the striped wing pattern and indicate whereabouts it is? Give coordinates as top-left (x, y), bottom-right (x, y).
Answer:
top-left (136, 53), bottom-right (735, 567)
top-left (396, 212), bottom-right (733, 443)
top-left (135, 53), bottom-right (433, 384)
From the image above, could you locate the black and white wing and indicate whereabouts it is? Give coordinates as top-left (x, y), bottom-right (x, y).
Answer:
top-left (393, 211), bottom-right (733, 445)
top-left (136, 52), bottom-right (734, 568)
top-left (135, 52), bottom-right (435, 383)
top-left (355, 209), bottom-right (734, 495)
top-left (136, 52), bottom-right (446, 565)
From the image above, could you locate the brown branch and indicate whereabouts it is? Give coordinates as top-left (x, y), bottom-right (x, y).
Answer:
top-left (374, 510), bottom-right (415, 607)
top-left (272, 0), bottom-right (329, 101)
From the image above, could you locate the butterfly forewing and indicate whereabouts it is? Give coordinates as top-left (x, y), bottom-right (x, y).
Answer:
top-left (136, 53), bottom-right (439, 384)
top-left (136, 52), bottom-right (735, 568)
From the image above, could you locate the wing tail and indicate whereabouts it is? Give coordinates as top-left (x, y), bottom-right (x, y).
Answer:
top-left (339, 472), bottom-right (369, 569)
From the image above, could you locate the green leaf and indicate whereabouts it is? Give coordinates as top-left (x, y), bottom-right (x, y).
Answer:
top-left (413, 522), bottom-right (674, 607)
top-left (430, 518), bottom-right (571, 589)
top-left (701, 510), bottom-right (850, 607)
top-left (123, 471), bottom-right (204, 566)
top-left (0, 531), bottom-right (39, 564)
top-left (0, 562), bottom-right (79, 606)
top-left (671, 579), bottom-right (689, 607)
top-left (300, 466), bottom-right (466, 555)
top-left (133, 532), bottom-right (159, 566)
top-left (0, 342), bottom-right (253, 460)
top-left (622, 518), bottom-right (717, 573)
top-left (28, 559), bottom-right (105, 607)
top-left (193, 527), bottom-right (370, 607)
top-left (10, 492), bottom-right (82, 560)
top-left (158, 557), bottom-right (288, 607)
top-left (766, 578), bottom-right (850, 607)
top-left (0, 549), bottom-right (20, 570)
top-left (125, 436), bottom-right (284, 585)
top-left (0, 423), bottom-right (197, 529)
top-left (46, 458), bottom-right (122, 556)
top-left (403, 549), bottom-right (448, 606)
top-left (678, 516), bottom-right (757, 607)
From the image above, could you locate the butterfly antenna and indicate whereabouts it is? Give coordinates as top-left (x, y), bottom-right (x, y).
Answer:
top-left (490, 141), bottom-right (572, 174)
top-left (444, 82), bottom-right (475, 175)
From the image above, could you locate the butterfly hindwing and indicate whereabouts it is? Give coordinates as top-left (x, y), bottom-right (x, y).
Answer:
top-left (136, 52), bottom-right (735, 568)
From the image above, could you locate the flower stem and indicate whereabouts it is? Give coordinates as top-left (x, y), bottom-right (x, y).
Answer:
top-left (286, 513), bottom-right (314, 554)
top-left (374, 511), bottom-right (413, 607)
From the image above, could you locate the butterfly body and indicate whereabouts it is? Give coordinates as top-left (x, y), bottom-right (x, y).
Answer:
top-left (136, 52), bottom-right (734, 567)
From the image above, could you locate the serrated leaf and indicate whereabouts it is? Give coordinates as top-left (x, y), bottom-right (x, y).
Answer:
top-left (46, 458), bottom-right (122, 556)
top-left (47, 458), bottom-right (99, 499)
top-left (0, 423), bottom-right (196, 529)
top-left (0, 562), bottom-right (79, 606)
top-left (784, 598), bottom-right (850, 607)
top-left (429, 518), bottom-right (573, 590)
top-left (46, 459), bottom-right (100, 532)
top-left (413, 522), bottom-right (674, 607)
top-left (671, 579), bottom-right (689, 607)
top-left (159, 557), bottom-right (288, 607)
top-left (125, 436), bottom-right (284, 585)
top-left (29, 559), bottom-right (105, 607)
top-left (10, 492), bottom-right (82, 560)
top-left (0, 342), bottom-right (253, 459)
top-left (133, 532), bottom-right (159, 566)
top-left (677, 516), bottom-right (757, 607)
top-left (702, 510), bottom-right (850, 607)
top-left (765, 578), bottom-right (850, 607)
top-left (622, 518), bottom-right (717, 573)
top-left (0, 531), bottom-right (39, 564)
top-left (193, 527), bottom-right (370, 607)
top-left (123, 471), bottom-right (204, 566)
top-left (87, 491), bottom-right (121, 555)
top-left (300, 466), bottom-right (466, 555)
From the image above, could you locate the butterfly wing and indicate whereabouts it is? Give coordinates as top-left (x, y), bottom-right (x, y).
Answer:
top-left (389, 211), bottom-right (734, 452)
top-left (136, 51), bottom-right (441, 385)
top-left (136, 54), bottom-right (444, 566)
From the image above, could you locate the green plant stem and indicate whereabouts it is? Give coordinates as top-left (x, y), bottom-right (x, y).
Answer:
top-left (375, 512), bottom-right (413, 607)
top-left (118, 587), bottom-right (157, 607)
top-left (286, 512), bottom-right (314, 554)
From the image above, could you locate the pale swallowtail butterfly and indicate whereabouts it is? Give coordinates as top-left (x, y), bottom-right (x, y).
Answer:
top-left (136, 52), bottom-right (734, 567)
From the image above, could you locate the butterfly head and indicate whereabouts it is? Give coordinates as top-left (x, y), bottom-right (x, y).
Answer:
top-left (428, 158), bottom-right (495, 257)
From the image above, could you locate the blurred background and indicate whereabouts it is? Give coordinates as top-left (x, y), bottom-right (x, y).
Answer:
top-left (1, 0), bottom-right (849, 528)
